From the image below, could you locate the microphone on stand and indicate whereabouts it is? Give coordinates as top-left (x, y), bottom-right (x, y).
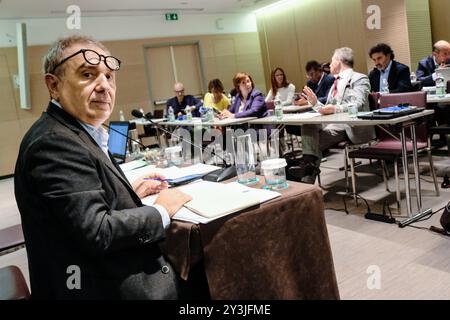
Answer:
top-left (131, 109), bottom-right (237, 182)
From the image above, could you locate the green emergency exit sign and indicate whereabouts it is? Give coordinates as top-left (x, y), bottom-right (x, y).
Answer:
top-left (165, 13), bottom-right (178, 21)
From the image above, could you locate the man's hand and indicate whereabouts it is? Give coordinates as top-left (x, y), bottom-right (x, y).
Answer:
top-left (318, 104), bottom-right (337, 115)
top-left (132, 172), bottom-right (169, 198)
top-left (302, 86), bottom-right (318, 106)
top-left (154, 189), bottom-right (192, 217)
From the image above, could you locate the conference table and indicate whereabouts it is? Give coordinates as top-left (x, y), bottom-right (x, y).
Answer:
top-left (426, 93), bottom-right (450, 104)
top-left (249, 110), bottom-right (435, 227)
top-left (160, 178), bottom-right (339, 300)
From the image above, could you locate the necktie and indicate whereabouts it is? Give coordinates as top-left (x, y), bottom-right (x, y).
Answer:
top-left (332, 76), bottom-right (340, 97)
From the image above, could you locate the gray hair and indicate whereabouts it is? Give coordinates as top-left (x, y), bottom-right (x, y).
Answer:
top-left (332, 47), bottom-right (354, 68)
top-left (433, 40), bottom-right (450, 53)
top-left (43, 35), bottom-right (108, 76)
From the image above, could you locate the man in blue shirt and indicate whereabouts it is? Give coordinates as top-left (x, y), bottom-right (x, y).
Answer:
top-left (368, 43), bottom-right (412, 93)
top-left (166, 82), bottom-right (202, 117)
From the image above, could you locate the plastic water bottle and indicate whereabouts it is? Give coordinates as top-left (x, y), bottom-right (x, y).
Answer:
top-left (168, 106), bottom-right (175, 122)
top-left (410, 72), bottom-right (417, 82)
top-left (274, 99), bottom-right (283, 120)
top-left (119, 110), bottom-right (125, 121)
top-left (186, 106), bottom-right (193, 121)
top-left (207, 106), bottom-right (214, 122)
top-left (436, 73), bottom-right (446, 98)
top-left (380, 77), bottom-right (389, 94)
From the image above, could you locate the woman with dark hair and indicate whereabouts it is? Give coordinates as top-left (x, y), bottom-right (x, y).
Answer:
top-left (265, 67), bottom-right (296, 105)
top-left (220, 72), bottom-right (267, 119)
top-left (203, 78), bottom-right (230, 112)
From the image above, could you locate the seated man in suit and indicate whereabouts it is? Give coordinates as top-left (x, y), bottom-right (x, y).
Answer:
top-left (288, 47), bottom-right (375, 184)
top-left (295, 60), bottom-right (335, 105)
top-left (416, 40), bottom-right (450, 87)
top-left (14, 35), bottom-right (193, 299)
top-left (166, 82), bottom-right (202, 117)
top-left (416, 40), bottom-right (450, 127)
top-left (368, 43), bottom-right (412, 93)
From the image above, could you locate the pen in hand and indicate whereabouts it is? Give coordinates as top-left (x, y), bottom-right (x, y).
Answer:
top-left (143, 177), bottom-right (168, 182)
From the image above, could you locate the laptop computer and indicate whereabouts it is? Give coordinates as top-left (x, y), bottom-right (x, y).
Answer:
top-left (108, 121), bottom-right (130, 164)
top-left (357, 105), bottom-right (425, 120)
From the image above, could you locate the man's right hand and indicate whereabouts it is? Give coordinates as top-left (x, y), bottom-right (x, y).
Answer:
top-left (154, 189), bottom-right (192, 217)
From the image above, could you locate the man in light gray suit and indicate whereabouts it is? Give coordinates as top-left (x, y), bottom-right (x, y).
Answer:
top-left (289, 47), bottom-right (375, 183)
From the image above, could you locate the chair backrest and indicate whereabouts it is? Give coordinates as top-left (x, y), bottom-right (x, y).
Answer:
top-left (447, 80), bottom-right (450, 94)
top-left (379, 91), bottom-right (428, 142)
top-left (379, 91), bottom-right (427, 108)
top-left (368, 92), bottom-right (380, 111)
top-left (0, 265), bottom-right (30, 300)
top-left (154, 109), bottom-right (164, 118)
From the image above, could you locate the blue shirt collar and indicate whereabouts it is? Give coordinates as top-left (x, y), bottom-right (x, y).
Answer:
top-left (381, 60), bottom-right (393, 75)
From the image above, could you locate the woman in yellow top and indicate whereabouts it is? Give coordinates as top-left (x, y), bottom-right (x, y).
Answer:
top-left (203, 78), bottom-right (230, 112)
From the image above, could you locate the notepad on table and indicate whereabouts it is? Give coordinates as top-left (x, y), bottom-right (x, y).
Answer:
top-left (181, 181), bottom-right (260, 218)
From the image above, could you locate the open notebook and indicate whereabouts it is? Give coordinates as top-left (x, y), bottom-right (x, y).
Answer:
top-left (181, 181), bottom-right (260, 218)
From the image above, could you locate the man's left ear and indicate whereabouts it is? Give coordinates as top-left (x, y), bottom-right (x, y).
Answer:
top-left (44, 73), bottom-right (60, 100)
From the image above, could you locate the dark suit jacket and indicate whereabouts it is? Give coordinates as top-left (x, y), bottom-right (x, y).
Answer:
top-left (166, 95), bottom-right (202, 117)
top-left (415, 55), bottom-right (449, 87)
top-left (14, 103), bottom-right (180, 299)
top-left (229, 89), bottom-right (267, 118)
top-left (307, 73), bottom-right (335, 104)
top-left (369, 60), bottom-right (412, 93)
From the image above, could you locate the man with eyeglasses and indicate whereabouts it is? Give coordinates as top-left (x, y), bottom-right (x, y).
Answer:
top-left (166, 82), bottom-right (202, 118)
top-left (294, 60), bottom-right (335, 106)
top-left (14, 35), bottom-right (193, 299)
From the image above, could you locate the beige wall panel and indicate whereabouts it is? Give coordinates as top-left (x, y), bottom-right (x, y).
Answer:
top-left (405, 0), bottom-right (432, 71)
top-left (173, 45), bottom-right (204, 95)
top-left (211, 39), bottom-right (237, 91)
top-left (256, 17), bottom-right (271, 89)
top-left (0, 55), bottom-right (17, 122)
top-left (292, 0), bottom-right (340, 89)
top-left (0, 120), bottom-right (22, 176)
top-left (260, 8), bottom-right (301, 94)
top-left (361, 0), bottom-right (411, 71)
top-left (145, 46), bottom-right (175, 102)
top-left (236, 53), bottom-right (266, 93)
top-left (429, 0), bottom-right (450, 43)
top-left (335, 0), bottom-right (367, 73)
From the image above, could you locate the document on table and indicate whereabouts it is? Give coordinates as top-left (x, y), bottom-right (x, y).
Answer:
top-left (123, 163), bottom-right (221, 184)
top-left (141, 180), bottom-right (281, 224)
top-left (283, 113), bottom-right (322, 120)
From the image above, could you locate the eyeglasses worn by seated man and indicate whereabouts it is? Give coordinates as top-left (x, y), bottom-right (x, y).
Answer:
top-left (51, 48), bottom-right (121, 74)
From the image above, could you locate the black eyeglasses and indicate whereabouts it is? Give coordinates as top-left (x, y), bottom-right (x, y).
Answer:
top-left (51, 49), bottom-right (121, 74)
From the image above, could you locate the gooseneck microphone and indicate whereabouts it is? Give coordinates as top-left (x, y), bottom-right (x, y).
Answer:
top-left (131, 109), bottom-right (237, 182)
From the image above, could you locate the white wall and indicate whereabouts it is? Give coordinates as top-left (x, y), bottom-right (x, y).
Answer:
top-left (0, 13), bottom-right (257, 47)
